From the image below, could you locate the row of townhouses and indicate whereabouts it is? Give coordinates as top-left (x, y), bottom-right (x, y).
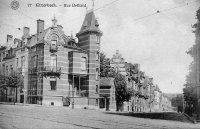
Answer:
top-left (99, 50), bottom-right (172, 112)
top-left (0, 10), bottom-right (171, 112)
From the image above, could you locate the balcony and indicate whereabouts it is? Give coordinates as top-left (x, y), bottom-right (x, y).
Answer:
top-left (2, 54), bottom-right (16, 61)
top-left (99, 89), bottom-right (111, 97)
top-left (42, 66), bottom-right (61, 78)
top-left (49, 44), bottom-right (57, 53)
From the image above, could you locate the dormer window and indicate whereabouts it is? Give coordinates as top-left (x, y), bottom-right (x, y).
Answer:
top-left (50, 34), bottom-right (58, 53)
top-left (97, 36), bottom-right (100, 43)
top-left (51, 40), bottom-right (57, 46)
top-left (51, 34), bottom-right (58, 45)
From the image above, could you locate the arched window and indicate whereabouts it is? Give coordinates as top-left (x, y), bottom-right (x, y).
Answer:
top-left (51, 34), bottom-right (58, 46)
top-left (96, 51), bottom-right (99, 61)
top-left (50, 34), bottom-right (58, 52)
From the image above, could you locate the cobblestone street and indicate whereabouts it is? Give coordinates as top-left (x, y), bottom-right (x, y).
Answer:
top-left (0, 104), bottom-right (199, 129)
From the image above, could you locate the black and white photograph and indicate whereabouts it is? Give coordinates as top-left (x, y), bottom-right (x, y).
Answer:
top-left (0, 0), bottom-right (200, 128)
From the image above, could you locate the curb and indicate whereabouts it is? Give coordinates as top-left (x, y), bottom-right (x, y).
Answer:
top-left (0, 102), bottom-right (105, 111)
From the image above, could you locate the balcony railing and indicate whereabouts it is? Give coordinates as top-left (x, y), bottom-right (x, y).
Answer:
top-left (42, 67), bottom-right (61, 78)
top-left (2, 54), bottom-right (16, 61)
top-left (99, 89), bottom-right (111, 97)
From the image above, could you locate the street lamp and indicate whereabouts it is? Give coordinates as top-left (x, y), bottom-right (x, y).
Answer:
top-left (72, 75), bottom-right (74, 109)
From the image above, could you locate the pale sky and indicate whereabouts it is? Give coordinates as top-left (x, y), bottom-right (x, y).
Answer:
top-left (0, 0), bottom-right (199, 93)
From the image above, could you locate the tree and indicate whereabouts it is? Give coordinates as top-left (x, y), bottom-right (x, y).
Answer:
top-left (148, 88), bottom-right (155, 112)
top-left (0, 72), bottom-right (23, 103)
top-left (171, 94), bottom-right (184, 113)
top-left (114, 73), bottom-right (129, 111)
top-left (184, 8), bottom-right (200, 118)
top-left (0, 74), bottom-right (8, 102)
top-left (100, 52), bottom-right (136, 111)
top-left (100, 52), bottom-right (114, 77)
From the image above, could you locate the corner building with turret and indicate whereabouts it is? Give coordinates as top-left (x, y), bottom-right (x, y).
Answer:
top-left (27, 10), bottom-right (102, 108)
top-left (0, 10), bottom-right (102, 108)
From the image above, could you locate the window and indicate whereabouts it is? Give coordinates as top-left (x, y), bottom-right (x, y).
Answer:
top-left (2, 64), bottom-right (5, 75)
top-left (115, 67), bottom-right (118, 73)
top-left (50, 77), bottom-right (57, 90)
top-left (96, 51), bottom-right (99, 61)
top-left (21, 56), bottom-right (25, 68)
top-left (97, 36), bottom-right (100, 43)
top-left (10, 65), bottom-right (13, 74)
top-left (6, 66), bottom-right (8, 75)
top-left (3, 52), bottom-right (5, 58)
top-left (81, 57), bottom-right (87, 70)
top-left (96, 85), bottom-right (98, 93)
top-left (50, 35), bottom-right (58, 52)
top-left (16, 58), bottom-right (18, 67)
top-left (96, 68), bottom-right (99, 80)
top-left (51, 35), bottom-right (58, 47)
top-left (32, 80), bottom-right (37, 95)
top-left (50, 54), bottom-right (57, 70)
top-left (33, 55), bottom-right (38, 68)
top-left (5, 51), bottom-right (8, 57)
top-left (51, 40), bottom-right (57, 46)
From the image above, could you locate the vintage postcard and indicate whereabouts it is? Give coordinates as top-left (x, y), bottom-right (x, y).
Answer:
top-left (0, 0), bottom-right (200, 128)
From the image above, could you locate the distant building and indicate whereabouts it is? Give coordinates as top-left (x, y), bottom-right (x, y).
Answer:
top-left (0, 35), bottom-right (17, 102)
top-left (110, 50), bottom-right (126, 76)
top-left (109, 50), bottom-right (153, 112)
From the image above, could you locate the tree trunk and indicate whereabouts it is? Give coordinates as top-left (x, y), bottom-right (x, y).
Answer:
top-left (15, 87), bottom-right (17, 103)
top-left (5, 88), bottom-right (7, 102)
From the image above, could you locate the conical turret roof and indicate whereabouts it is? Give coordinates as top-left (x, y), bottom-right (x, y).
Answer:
top-left (77, 10), bottom-right (102, 36)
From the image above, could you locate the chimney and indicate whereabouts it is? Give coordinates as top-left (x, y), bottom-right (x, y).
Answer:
top-left (23, 27), bottom-right (30, 36)
top-left (14, 38), bottom-right (21, 48)
top-left (37, 19), bottom-right (44, 34)
top-left (7, 35), bottom-right (13, 46)
top-left (134, 63), bottom-right (140, 71)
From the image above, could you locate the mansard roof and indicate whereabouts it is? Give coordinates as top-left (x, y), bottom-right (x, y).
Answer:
top-left (77, 10), bottom-right (102, 36)
top-left (62, 34), bottom-right (82, 50)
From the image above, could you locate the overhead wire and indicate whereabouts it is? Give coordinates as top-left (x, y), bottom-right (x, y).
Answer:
top-left (0, 0), bottom-right (198, 30)
top-left (134, 0), bottom-right (199, 22)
